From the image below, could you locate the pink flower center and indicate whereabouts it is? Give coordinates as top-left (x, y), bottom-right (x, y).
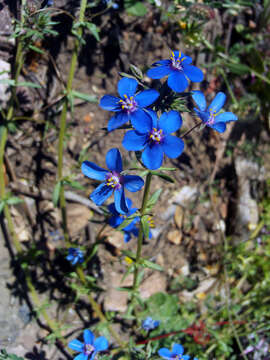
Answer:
top-left (149, 128), bottom-right (164, 144)
top-left (106, 171), bottom-right (122, 189)
top-left (170, 51), bottom-right (186, 71)
top-left (119, 94), bottom-right (137, 113)
top-left (84, 344), bottom-right (95, 355)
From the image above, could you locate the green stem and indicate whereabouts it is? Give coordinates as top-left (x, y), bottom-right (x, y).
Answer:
top-left (219, 68), bottom-right (238, 105)
top-left (0, 0), bottom-right (59, 342)
top-left (129, 172), bottom-right (152, 312)
top-left (76, 266), bottom-right (125, 348)
top-left (57, 0), bottom-right (88, 246)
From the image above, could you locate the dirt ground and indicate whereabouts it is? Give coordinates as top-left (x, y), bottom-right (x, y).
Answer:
top-left (0, 0), bottom-right (269, 358)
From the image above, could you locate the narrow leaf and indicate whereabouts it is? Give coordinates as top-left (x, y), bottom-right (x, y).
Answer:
top-left (6, 197), bottom-right (23, 205)
top-left (16, 81), bottom-right (42, 88)
top-left (141, 258), bottom-right (163, 271)
top-left (71, 90), bottom-right (97, 103)
top-left (151, 171), bottom-right (175, 183)
top-left (141, 215), bottom-right (150, 239)
top-left (146, 189), bottom-right (162, 210)
top-left (52, 181), bottom-right (61, 207)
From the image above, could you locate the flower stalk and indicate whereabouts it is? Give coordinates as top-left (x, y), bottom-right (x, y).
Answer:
top-left (129, 172), bottom-right (152, 312)
top-left (57, 0), bottom-right (88, 245)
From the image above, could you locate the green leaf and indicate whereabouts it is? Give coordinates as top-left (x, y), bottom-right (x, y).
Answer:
top-left (126, 2), bottom-right (147, 16)
top-left (16, 81), bottom-right (42, 88)
top-left (226, 62), bottom-right (250, 76)
top-left (117, 215), bottom-right (138, 231)
top-left (141, 215), bottom-right (150, 238)
top-left (0, 79), bottom-right (15, 86)
top-left (86, 22), bottom-right (100, 41)
top-left (115, 286), bottom-right (133, 292)
top-left (141, 258), bottom-right (163, 271)
top-left (52, 181), bottom-right (61, 207)
top-left (151, 171), bottom-right (174, 183)
top-left (6, 197), bottom-right (23, 205)
top-left (64, 179), bottom-right (85, 190)
top-left (0, 201), bottom-right (5, 214)
top-left (130, 64), bottom-right (143, 79)
top-left (118, 72), bottom-right (137, 80)
top-left (71, 90), bottom-right (97, 103)
top-left (121, 250), bottom-right (137, 259)
top-left (146, 189), bottom-right (162, 210)
top-left (28, 44), bottom-right (45, 54)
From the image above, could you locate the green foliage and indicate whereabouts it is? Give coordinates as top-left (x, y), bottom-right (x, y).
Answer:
top-left (124, 0), bottom-right (148, 16)
top-left (0, 350), bottom-right (24, 360)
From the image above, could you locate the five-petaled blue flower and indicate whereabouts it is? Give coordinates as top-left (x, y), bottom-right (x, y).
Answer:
top-left (158, 343), bottom-right (190, 360)
top-left (122, 110), bottom-right (184, 170)
top-left (147, 51), bottom-right (203, 93)
top-left (192, 91), bottom-right (238, 133)
top-left (99, 77), bottom-right (159, 132)
top-left (68, 329), bottom-right (108, 360)
top-left (81, 148), bottom-right (144, 214)
top-left (108, 198), bottom-right (139, 243)
top-left (66, 248), bottom-right (84, 266)
top-left (142, 316), bottom-right (160, 331)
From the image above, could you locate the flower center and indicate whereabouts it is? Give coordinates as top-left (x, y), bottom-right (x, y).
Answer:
top-left (84, 344), bottom-right (95, 356)
top-left (170, 51), bottom-right (186, 71)
top-left (149, 128), bottom-right (164, 144)
top-left (106, 171), bottom-right (122, 189)
top-left (119, 94), bottom-right (137, 113)
top-left (206, 108), bottom-right (217, 125)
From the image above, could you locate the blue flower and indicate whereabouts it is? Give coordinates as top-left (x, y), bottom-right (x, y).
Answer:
top-left (158, 343), bottom-right (190, 360)
top-left (147, 51), bottom-right (203, 93)
top-left (68, 329), bottom-right (108, 360)
top-left (192, 91), bottom-right (238, 133)
top-left (100, 77), bottom-right (159, 132)
top-left (66, 248), bottom-right (84, 266)
top-left (122, 110), bottom-right (184, 170)
top-left (108, 198), bottom-right (139, 243)
top-left (141, 317), bottom-right (160, 331)
top-left (81, 148), bottom-right (144, 215)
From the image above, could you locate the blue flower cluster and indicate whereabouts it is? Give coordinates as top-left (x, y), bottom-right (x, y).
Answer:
top-left (68, 329), bottom-right (108, 360)
top-left (141, 316), bottom-right (160, 331)
top-left (81, 49), bottom-right (238, 231)
top-left (66, 248), bottom-right (84, 266)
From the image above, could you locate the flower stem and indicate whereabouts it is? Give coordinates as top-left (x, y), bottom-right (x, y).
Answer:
top-left (57, 0), bottom-right (88, 246)
top-left (180, 120), bottom-right (203, 139)
top-left (76, 266), bottom-right (126, 348)
top-left (129, 172), bottom-right (152, 313)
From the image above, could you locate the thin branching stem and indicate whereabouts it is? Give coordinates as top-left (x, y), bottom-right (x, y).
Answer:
top-left (57, 0), bottom-right (88, 245)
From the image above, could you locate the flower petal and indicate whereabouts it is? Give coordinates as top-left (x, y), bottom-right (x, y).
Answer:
top-left (159, 110), bottom-right (182, 134)
top-left (208, 92), bottom-right (226, 112)
top-left (152, 59), bottom-right (171, 66)
top-left (162, 135), bottom-right (184, 159)
top-left (122, 130), bottom-right (147, 151)
top-left (74, 353), bottom-right (88, 360)
top-left (90, 183), bottom-right (113, 206)
top-left (172, 344), bottom-right (184, 355)
top-left (108, 112), bottom-right (129, 132)
top-left (109, 214), bottom-right (123, 228)
top-left (114, 187), bottom-right (129, 214)
top-left (142, 144), bottom-right (163, 170)
top-left (123, 175), bottom-right (144, 192)
top-left (130, 108), bottom-right (152, 132)
top-left (94, 336), bottom-right (109, 351)
top-left (192, 91), bottom-right (206, 111)
top-left (173, 51), bottom-right (192, 65)
top-left (124, 232), bottom-right (132, 243)
top-left (158, 347), bottom-right (172, 358)
top-left (81, 161), bottom-right (107, 181)
top-left (84, 330), bottom-right (95, 345)
top-left (210, 122), bottom-right (226, 133)
top-left (146, 65), bottom-right (171, 79)
top-left (68, 339), bottom-right (84, 352)
top-left (183, 65), bottom-right (204, 82)
top-left (106, 148), bottom-right (122, 172)
top-left (182, 356), bottom-right (190, 360)
top-left (167, 71), bottom-right (189, 92)
top-left (99, 95), bottom-right (120, 111)
top-left (118, 77), bottom-right (138, 98)
top-left (135, 89), bottom-right (159, 107)
top-left (215, 112), bottom-right (238, 123)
